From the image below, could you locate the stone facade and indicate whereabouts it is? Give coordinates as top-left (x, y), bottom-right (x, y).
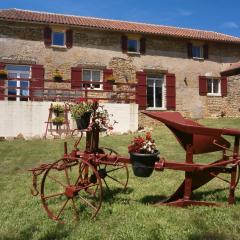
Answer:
top-left (1, 20), bottom-right (240, 118)
top-left (205, 74), bottom-right (240, 118)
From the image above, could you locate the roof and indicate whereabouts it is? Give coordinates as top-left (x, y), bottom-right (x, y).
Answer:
top-left (221, 62), bottom-right (240, 76)
top-left (1, 8), bottom-right (240, 44)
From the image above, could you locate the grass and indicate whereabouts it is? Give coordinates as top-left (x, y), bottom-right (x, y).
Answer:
top-left (0, 118), bottom-right (240, 240)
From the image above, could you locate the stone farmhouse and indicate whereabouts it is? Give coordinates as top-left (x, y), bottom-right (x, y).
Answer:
top-left (0, 8), bottom-right (240, 137)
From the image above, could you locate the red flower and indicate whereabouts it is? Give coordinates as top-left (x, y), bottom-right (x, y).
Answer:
top-left (74, 97), bottom-right (85, 104)
top-left (146, 132), bottom-right (151, 140)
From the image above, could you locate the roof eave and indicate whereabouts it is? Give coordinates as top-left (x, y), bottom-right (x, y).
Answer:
top-left (1, 17), bottom-right (240, 45)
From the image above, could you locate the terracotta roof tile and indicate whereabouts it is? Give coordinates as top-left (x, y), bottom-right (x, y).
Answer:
top-left (1, 8), bottom-right (240, 44)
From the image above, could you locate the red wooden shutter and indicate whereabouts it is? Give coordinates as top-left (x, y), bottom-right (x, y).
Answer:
top-left (31, 64), bottom-right (44, 101)
top-left (166, 73), bottom-right (176, 110)
top-left (0, 63), bottom-right (6, 100)
top-left (71, 67), bottom-right (82, 89)
top-left (66, 29), bottom-right (73, 48)
top-left (187, 42), bottom-right (193, 58)
top-left (44, 26), bottom-right (52, 47)
top-left (140, 37), bottom-right (146, 54)
top-left (199, 76), bottom-right (207, 96)
top-left (203, 44), bottom-right (208, 59)
top-left (136, 71), bottom-right (147, 110)
top-left (221, 76), bottom-right (227, 97)
top-left (121, 35), bottom-right (128, 53)
top-left (103, 69), bottom-right (113, 91)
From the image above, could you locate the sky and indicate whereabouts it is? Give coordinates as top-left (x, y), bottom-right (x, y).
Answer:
top-left (0, 0), bottom-right (240, 37)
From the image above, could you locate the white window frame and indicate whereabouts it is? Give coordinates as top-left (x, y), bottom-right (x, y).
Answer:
top-left (192, 45), bottom-right (204, 59)
top-left (146, 75), bottom-right (166, 110)
top-left (6, 66), bottom-right (31, 101)
top-left (52, 31), bottom-right (66, 47)
top-left (127, 38), bottom-right (140, 54)
top-left (82, 69), bottom-right (103, 90)
top-left (207, 78), bottom-right (221, 96)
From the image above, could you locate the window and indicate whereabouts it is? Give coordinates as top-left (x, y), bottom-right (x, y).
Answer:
top-left (147, 74), bottom-right (166, 109)
top-left (82, 69), bottom-right (102, 89)
top-left (52, 31), bottom-right (65, 46)
top-left (192, 45), bottom-right (203, 59)
top-left (207, 78), bottom-right (221, 96)
top-left (127, 39), bottom-right (139, 53)
top-left (6, 65), bottom-right (30, 101)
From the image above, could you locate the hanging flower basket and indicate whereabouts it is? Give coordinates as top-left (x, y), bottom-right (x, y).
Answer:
top-left (75, 111), bottom-right (92, 130)
top-left (53, 69), bottom-right (63, 82)
top-left (52, 104), bottom-right (64, 116)
top-left (52, 116), bottom-right (65, 126)
top-left (130, 151), bottom-right (159, 177)
top-left (128, 132), bottom-right (159, 177)
top-left (0, 70), bottom-right (8, 80)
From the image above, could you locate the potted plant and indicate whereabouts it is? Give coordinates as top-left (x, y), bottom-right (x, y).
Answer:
top-left (52, 104), bottom-right (64, 116)
top-left (52, 116), bottom-right (65, 126)
top-left (0, 69), bottom-right (8, 80)
top-left (128, 132), bottom-right (159, 177)
top-left (92, 106), bottom-right (114, 132)
top-left (69, 98), bottom-right (93, 130)
top-left (105, 75), bottom-right (115, 84)
top-left (53, 69), bottom-right (63, 82)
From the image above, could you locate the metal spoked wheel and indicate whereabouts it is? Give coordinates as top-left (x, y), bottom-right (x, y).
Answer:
top-left (40, 157), bottom-right (103, 223)
top-left (97, 147), bottom-right (129, 191)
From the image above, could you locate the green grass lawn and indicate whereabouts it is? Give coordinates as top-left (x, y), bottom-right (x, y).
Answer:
top-left (0, 118), bottom-right (240, 240)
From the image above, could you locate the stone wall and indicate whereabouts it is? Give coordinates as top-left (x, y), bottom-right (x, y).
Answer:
top-left (1, 20), bottom-right (240, 118)
top-left (205, 74), bottom-right (240, 118)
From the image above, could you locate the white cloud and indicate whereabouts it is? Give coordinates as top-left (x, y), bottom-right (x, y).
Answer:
top-left (178, 9), bottom-right (193, 16)
top-left (222, 21), bottom-right (239, 29)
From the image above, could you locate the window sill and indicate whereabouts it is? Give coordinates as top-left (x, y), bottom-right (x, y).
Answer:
top-left (146, 107), bottom-right (166, 111)
top-left (127, 51), bottom-right (141, 56)
top-left (51, 45), bottom-right (67, 50)
top-left (207, 93), bottom-right (222, 97)
top-left (192, 57), bottom-right (204, 61)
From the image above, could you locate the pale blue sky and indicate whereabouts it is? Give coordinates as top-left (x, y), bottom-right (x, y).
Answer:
top-left (1, 0), bottom-right (240, 37)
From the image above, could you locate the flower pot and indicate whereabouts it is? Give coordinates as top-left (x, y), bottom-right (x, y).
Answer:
top-left (52, 122), bottom-right (63, 126)
top-left (0, 74), bottom-right (7, 80)
top-left (76, 111), bottom-right (92, 130)
top-left (53, 76), bottom-right (63, 82)
top-left (130, 151), bottom-right (159, 177)
top-left (53, 110), bottom-right (64, 116)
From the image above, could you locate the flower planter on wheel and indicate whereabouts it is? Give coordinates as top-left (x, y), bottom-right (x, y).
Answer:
top-left (76, 111), bottom-right (92, 130)
top-left (130, 151), bottom-right (159, 177)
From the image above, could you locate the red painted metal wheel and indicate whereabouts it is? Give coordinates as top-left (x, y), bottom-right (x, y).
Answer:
top-left (40, 157), bottom-right (103, 223)
top-left (97, 147), bottom-right (129, 191)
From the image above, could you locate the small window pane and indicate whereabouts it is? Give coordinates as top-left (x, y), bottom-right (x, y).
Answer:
top-left (8, 81), bottom-right (17, 100)
top-left (20, 73), bottom-right (30, 79)
top-left (92, 71), bottom-right (100, 81)
top-left (8, 72), bottom-right (17, 78)
top-left (192, 46), bottom-right (202, 58)
top-left (127, 39), bottom-right (138, 52)
top-left (6, 65), bottom-right (30, 71)
top-left (147, 79), bottom-right (154, 107)
top-left (207, 79), bottom-right (212, 93)
top-left (83, 70), bottom-right (91, 88)
top-left (92, 71), bottom-right (100, 89)
top-left (52, 32), bottom-right (65, 46)
top-left (213, 79), bottom-right (219, 93)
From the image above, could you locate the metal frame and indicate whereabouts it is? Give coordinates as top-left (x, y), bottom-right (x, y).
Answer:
top-left (28, 109), bottom-right (240, 222)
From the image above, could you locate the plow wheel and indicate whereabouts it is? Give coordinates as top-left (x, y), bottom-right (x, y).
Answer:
top-left (97, 147), bottom-right (129, 191)
top-left (40, 158), bottom-right (103, 223)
